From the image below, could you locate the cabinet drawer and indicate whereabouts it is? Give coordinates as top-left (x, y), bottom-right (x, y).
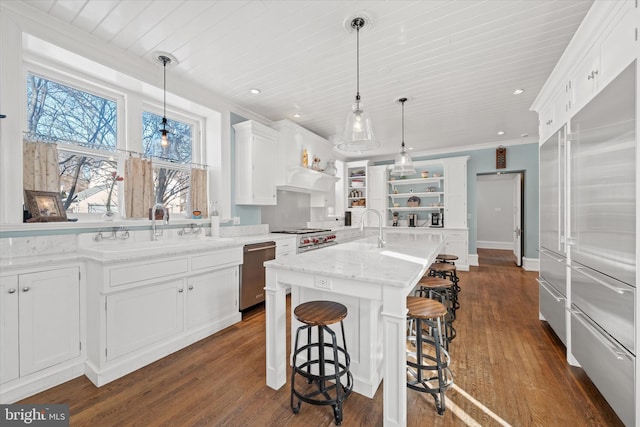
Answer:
top-left (191, 248), bottom-right (242, 272)
top-left (539, 249), bottom-right (566, 296)
top-left (571, 309), bottom-right (635, 426)
top-left (109, 258), bottom-right (189, 287)
top-left (538, 279), bottom-right (566, 345)
top-left (571, 263), bottom-right (635, 353)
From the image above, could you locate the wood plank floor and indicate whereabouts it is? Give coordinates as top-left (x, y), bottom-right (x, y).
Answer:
top-left (20, 249), bottom-right (624, 426)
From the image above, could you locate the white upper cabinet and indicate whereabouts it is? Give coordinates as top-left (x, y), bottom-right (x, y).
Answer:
top-left (233, 120), bottom-right (278, 205)
top-left (443, 158), bottom-right (468, 228)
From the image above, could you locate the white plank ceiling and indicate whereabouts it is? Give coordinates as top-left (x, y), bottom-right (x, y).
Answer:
top-left (15, 0), bottom-right (594, 157)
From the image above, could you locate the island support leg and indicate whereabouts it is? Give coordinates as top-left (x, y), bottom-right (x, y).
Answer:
top-left (381, 286), bottom-right (409, 427)
top-left (265, 268), bottom-right (287, 390)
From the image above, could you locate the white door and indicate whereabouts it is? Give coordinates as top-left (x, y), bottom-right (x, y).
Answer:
top-left (19, 268), bottom-right (80, 376)
top-left (0, 275), bottom-right (19, 384)
top-left (513, 173), bottom-right (523, 266)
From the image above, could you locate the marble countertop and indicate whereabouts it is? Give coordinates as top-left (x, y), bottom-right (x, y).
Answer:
top-left (265, 230), bottom-right (445, 287)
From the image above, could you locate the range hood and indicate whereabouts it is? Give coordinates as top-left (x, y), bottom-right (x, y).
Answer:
top-left (278, 166), bottom-right (340, 192)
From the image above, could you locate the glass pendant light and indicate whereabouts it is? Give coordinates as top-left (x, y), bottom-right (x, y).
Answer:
top-left (158, 55), bottom-right (171, 147)
top-left (390, 98), bottom-right (416, 176)
top-left (337, 17), bottom-right (378, 152)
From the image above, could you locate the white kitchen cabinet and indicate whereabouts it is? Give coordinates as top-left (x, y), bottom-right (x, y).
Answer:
top-left (345, 160), bottom-right (369, 222)
top-left (0, 275), bottom-right (19, 384)
top-left (85, 245), bottom-right (242, 386)
top-left (442, 229), bottom-right (469, 268)
top-left (443, 158), bottom-right (467, 228)
top-left (106, 279), bottom-right (184, 361)
top-left (365, 165), bottom-right (388, 227)
top-left (233, 120), bottom-right (278, 205)
top-left (186, 267), bottom-right (238, 330)
top-left (276, 237), bottom-right (297, 258)
top-left (0, 267), bottom-right (80, 384)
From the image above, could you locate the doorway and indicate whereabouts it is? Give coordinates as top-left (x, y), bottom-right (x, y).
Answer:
top-left (476, 172), bottom-right (524, 266)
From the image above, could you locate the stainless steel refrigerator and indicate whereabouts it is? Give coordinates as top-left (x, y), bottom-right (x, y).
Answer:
top-left (567, 62), bottom-right (636, 427)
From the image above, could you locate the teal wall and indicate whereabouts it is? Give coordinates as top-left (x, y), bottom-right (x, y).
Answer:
top-left (229, 113), bottom-right (262, 226)
top-left (378, 143), bottom-right (539, 259)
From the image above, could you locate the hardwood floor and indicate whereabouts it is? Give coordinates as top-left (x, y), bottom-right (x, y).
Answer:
top-left (20, 249), bottom-right (623, 426)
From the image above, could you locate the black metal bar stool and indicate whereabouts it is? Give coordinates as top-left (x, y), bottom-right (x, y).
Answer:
top-left (290, 300), bottom-right (353, 426)
top-left (406, 296), bottom-right (453, 415)
top-left (414, 276), bottom-right (456, 347)
top-left (436, 253), bottom-right (458, 265)
top-left (428, 262), bottom-right (461, 315)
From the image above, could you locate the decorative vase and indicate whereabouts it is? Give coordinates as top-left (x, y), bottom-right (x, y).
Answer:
top-left (102, 210), bottom-right (115, 221)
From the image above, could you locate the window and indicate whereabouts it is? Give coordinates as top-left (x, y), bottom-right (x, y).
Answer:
top-left (25, 71), bottom-right (204, 217)
top-left (142, 111), bottom-right (194, 214)
top-left (27, 73), bottom-right (120, 214)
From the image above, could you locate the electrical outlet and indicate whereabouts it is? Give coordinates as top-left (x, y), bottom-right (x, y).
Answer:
top-left (315, 277), bottom-right (332, 290)
top-left (233, 217), bottom-right (240, 225)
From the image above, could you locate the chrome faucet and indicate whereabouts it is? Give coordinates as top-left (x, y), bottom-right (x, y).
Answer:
top-left (359, 208), bottom-right (385, 248)
top-left (151, 203), bottom-right (168, 240)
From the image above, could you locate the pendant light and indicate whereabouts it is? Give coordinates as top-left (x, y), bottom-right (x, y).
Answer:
top-left (337, 17), bottom-right (378, 152)
top-left (390, 98), bottom-right (416, 176)
top-left (158, 54), bottom-right (171, 147)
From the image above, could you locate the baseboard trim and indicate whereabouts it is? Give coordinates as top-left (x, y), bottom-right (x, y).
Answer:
top-left (476, 240), bottom-right (513, 250)
top-left (468, 254), bottom-right (479, 267)
top-left (522, 257), bottom-right (539, 271)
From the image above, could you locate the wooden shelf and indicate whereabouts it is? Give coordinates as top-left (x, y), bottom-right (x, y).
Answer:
top-left (388, 206), bottom-right (444, 212)
top-left (389, 192), bottom-right (443, 199)
top-left (388, 177), bottom-right (443, 185)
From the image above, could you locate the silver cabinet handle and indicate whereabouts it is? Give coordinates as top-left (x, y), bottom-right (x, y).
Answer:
top-left (539, 248), bottom-right (564, 263)
top-left (178, 288), bottom-right (184, 293)
top-left (571, 265), bottom-right (628, 294)
top-left (188, 285), bottom-right (194, 291)
top-left (8, 288), bottom-right (16, 294)
top-left (246, 245), bottom-right (277, 252)
top-left (22, 287), bottom-right (30, 292)
top-left (536, 278), bottom-right (564, 303)
top-left (571, 310), bottom-right (630, 361)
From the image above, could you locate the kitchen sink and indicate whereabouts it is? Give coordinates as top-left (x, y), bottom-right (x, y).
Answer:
top-left (79, 237), bottom-right (236, 259)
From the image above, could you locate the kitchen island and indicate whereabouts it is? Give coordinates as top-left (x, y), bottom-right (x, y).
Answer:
top-left (264, 230), bottom-right (445, 427)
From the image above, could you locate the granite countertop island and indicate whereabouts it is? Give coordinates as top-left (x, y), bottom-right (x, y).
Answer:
top-left (264, 230), bottom-right (446, 427)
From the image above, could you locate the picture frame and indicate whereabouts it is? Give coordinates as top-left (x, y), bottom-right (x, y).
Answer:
top-left (24, 190), bottom-right (67, 222)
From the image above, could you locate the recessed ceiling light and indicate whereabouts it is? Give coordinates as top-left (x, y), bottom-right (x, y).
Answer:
top-left (497, 131), bottom-right (505, 136)
top-left (513, 89), bottom-right (525, 95)
top-left (293, 113), bottom-right (301, 118)
top-left (250, 88), bottom-right (261, 95)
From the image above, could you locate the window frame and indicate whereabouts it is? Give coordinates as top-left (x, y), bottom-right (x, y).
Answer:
top-left (23, 61), bottom-right (206, 220)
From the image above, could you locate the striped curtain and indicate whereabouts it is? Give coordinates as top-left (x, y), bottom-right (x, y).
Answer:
top-left (190, 168), bottom-right (208, 217)
top-left (23, 140), bottom-right (60, 192)
top-left (124, 156), bottom-right (154, 218)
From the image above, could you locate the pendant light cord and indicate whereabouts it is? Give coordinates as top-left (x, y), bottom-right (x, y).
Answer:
top-left (356, 24), bottom-right (360, 102)
top-left (163, 58), bottom-right (167, 120)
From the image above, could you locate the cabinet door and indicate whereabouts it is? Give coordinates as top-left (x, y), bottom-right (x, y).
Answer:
top-left (0, 276), bottom-right (19, 384)
top-left (19, 268), bottom-right (80, 376)
top-left (186, 267), bottom-right (238, 330)
top-left (443, 230), bottom-right (468, 266)
top-left (250, 134), bottom-right (277, 205)
top-left (443, 161), bottom-right (467, 227)
top-left (106, 280), bottom-right (184, 360)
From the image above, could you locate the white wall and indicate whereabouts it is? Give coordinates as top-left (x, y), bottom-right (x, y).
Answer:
top-left (476, 174), bottom-right (515, 249)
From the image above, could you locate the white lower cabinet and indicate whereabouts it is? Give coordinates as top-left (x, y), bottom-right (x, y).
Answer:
top-left (186, 268), bottom-right (238, 330)
top-left (442, 230), bottom-right (468, 269)
top-left (0, 267), bottom-right (81, 398)
top-left (86, 246), bottom-right (242, 386)
top-left (106, 280), bottom-right (185, 361)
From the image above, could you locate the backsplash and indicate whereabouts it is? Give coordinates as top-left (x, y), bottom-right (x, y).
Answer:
top-left (0, 235), bottom-right (78, 258)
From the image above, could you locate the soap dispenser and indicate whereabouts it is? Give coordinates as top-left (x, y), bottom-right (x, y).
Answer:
top-left (210, 201), bottom-right (220, 237)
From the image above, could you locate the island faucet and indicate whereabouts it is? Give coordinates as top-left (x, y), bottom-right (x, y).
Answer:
top-left (359, 208), bottom-right (385, 248)
top-left (151, 203), bottom-right (169, 240)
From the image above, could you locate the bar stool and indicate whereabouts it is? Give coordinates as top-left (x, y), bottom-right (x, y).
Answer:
top-left (406, 296), bottom-right (453, 415)
top-left (428, 262), bottom-right (461, 315)
top-left (290, 300), bottom-right (353, 425)
top-left (414, 276), bottom-right (456, 347)
top-left (436, 253), bottom-right (458, 265)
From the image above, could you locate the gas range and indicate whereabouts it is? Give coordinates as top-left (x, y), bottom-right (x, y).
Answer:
top-left (271, 228), bottom-right (337, 253)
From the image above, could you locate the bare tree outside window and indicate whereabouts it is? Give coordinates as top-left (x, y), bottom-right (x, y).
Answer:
top-left (27, 73), bottom-right (118, 213)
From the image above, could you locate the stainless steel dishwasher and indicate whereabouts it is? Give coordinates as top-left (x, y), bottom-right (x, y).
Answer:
top-left (240, 241), bottom-right (276, 310)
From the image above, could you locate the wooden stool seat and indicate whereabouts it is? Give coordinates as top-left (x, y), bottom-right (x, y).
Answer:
top-left (429, 263), bottom-right (457, 274)
top-left (407, 297), bottom-right (447, 319)
top-left (436, 254), bottom-right (458, 262)
top-left (417, 276), bottom-right (451, 288)
top-left (294, 301), bottom-right (347, 326)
